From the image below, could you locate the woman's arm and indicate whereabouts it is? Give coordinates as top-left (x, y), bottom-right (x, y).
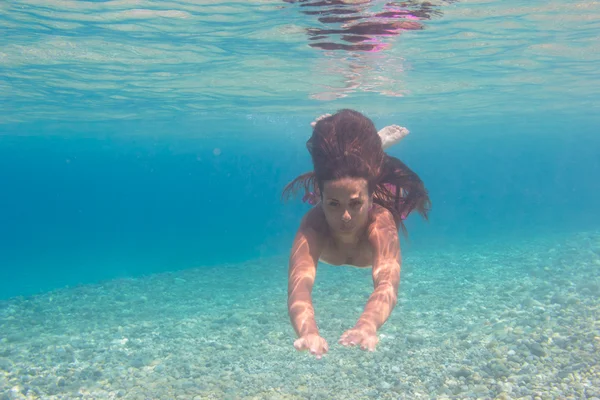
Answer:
top-left (287, 218), bottom-right (322, 337)
top-left (288, 210), bottom-right (330, 358)
top-left (339, 206), bottom-right (401, 351)
top-left (357, 206), bottom-right (401, 333)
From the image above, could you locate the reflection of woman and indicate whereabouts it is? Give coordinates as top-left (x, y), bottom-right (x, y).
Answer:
top-left (285, 0), bottom-right (439, 51)
top-left (283, 110), bottom-right (430, 358)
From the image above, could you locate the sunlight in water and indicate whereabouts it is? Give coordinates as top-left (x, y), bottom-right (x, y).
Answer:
top-left (0, 0), bottom-right (599, 123)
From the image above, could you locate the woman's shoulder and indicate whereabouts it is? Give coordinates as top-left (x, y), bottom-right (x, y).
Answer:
top-left (369, 203), bottom-right (395, 220)
top-left (367, 203), bottom-right (398, 235)
top-left (301, 205), bottom-right (330, 236)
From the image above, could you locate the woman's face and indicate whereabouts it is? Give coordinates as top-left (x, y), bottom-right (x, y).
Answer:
top-left (321, 177), bottom-right (372, 237)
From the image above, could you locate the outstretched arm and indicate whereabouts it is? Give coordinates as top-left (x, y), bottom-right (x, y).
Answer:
top-left (339, 207), bottom-right (400, 351)
top-left (288, 225), bottom-right (321, 337)
top-left (359, 207), bottom-right (401, 332)
top-left (288, 211), bottom-right (329, 358)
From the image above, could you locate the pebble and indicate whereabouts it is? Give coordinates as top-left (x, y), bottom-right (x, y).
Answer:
top-left (529, 342), bottom-right (546, 357)
top-left (0, 232), bottom-right (599, 399)
top-left (0, 358), bottom-right (13, 372)
top-left (406, 334), bottom-right (424, 344)
top-left (451, 367), bottom-right (472, 379)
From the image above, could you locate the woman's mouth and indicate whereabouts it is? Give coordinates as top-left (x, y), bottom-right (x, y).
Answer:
top-left (340, 225), bottom-right (353, 232)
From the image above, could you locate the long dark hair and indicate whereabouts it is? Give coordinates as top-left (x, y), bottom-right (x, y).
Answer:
top-left (282, 109), bottom-right (430, 231)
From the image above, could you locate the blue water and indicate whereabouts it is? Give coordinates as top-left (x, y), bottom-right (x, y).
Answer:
top-left (1, 0), bottom-right (600, 398)
top-left (2, 116), bottom-right (599, 298)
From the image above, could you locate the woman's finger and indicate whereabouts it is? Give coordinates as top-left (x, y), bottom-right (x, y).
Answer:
top-left (294, 338), bottom-right (306, 351)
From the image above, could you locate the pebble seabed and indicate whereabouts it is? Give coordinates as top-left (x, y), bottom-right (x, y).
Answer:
top-left (1, 231), bottom-right (599, 399)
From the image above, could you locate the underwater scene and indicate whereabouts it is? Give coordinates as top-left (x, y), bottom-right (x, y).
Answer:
top-left (1, 0), bottom-right (599, 399)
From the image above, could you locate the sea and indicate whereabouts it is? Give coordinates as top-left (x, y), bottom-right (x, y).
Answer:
top-left (0, 0), bottom-right (599, 398)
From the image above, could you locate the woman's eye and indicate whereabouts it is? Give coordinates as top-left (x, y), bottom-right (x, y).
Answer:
top-left (328, 202), bottom-right (339, 207)
top-left (350, 202), bottom-right (362, 208)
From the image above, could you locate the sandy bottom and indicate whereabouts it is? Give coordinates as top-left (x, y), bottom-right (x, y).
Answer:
top-left (1, 231), bottom-right (599, 399)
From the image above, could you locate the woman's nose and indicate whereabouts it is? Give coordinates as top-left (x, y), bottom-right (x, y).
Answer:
top-left (342, 210), bottom-right (351, 222)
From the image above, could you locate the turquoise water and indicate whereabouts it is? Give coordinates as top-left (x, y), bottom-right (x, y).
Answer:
top-left (1, 0), bottom-right (600, 398)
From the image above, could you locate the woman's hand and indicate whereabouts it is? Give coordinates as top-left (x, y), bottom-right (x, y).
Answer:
top-left (339, 325), bottom-right (379, 351)
top-left (294, 333), bottom-right (329, 359)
